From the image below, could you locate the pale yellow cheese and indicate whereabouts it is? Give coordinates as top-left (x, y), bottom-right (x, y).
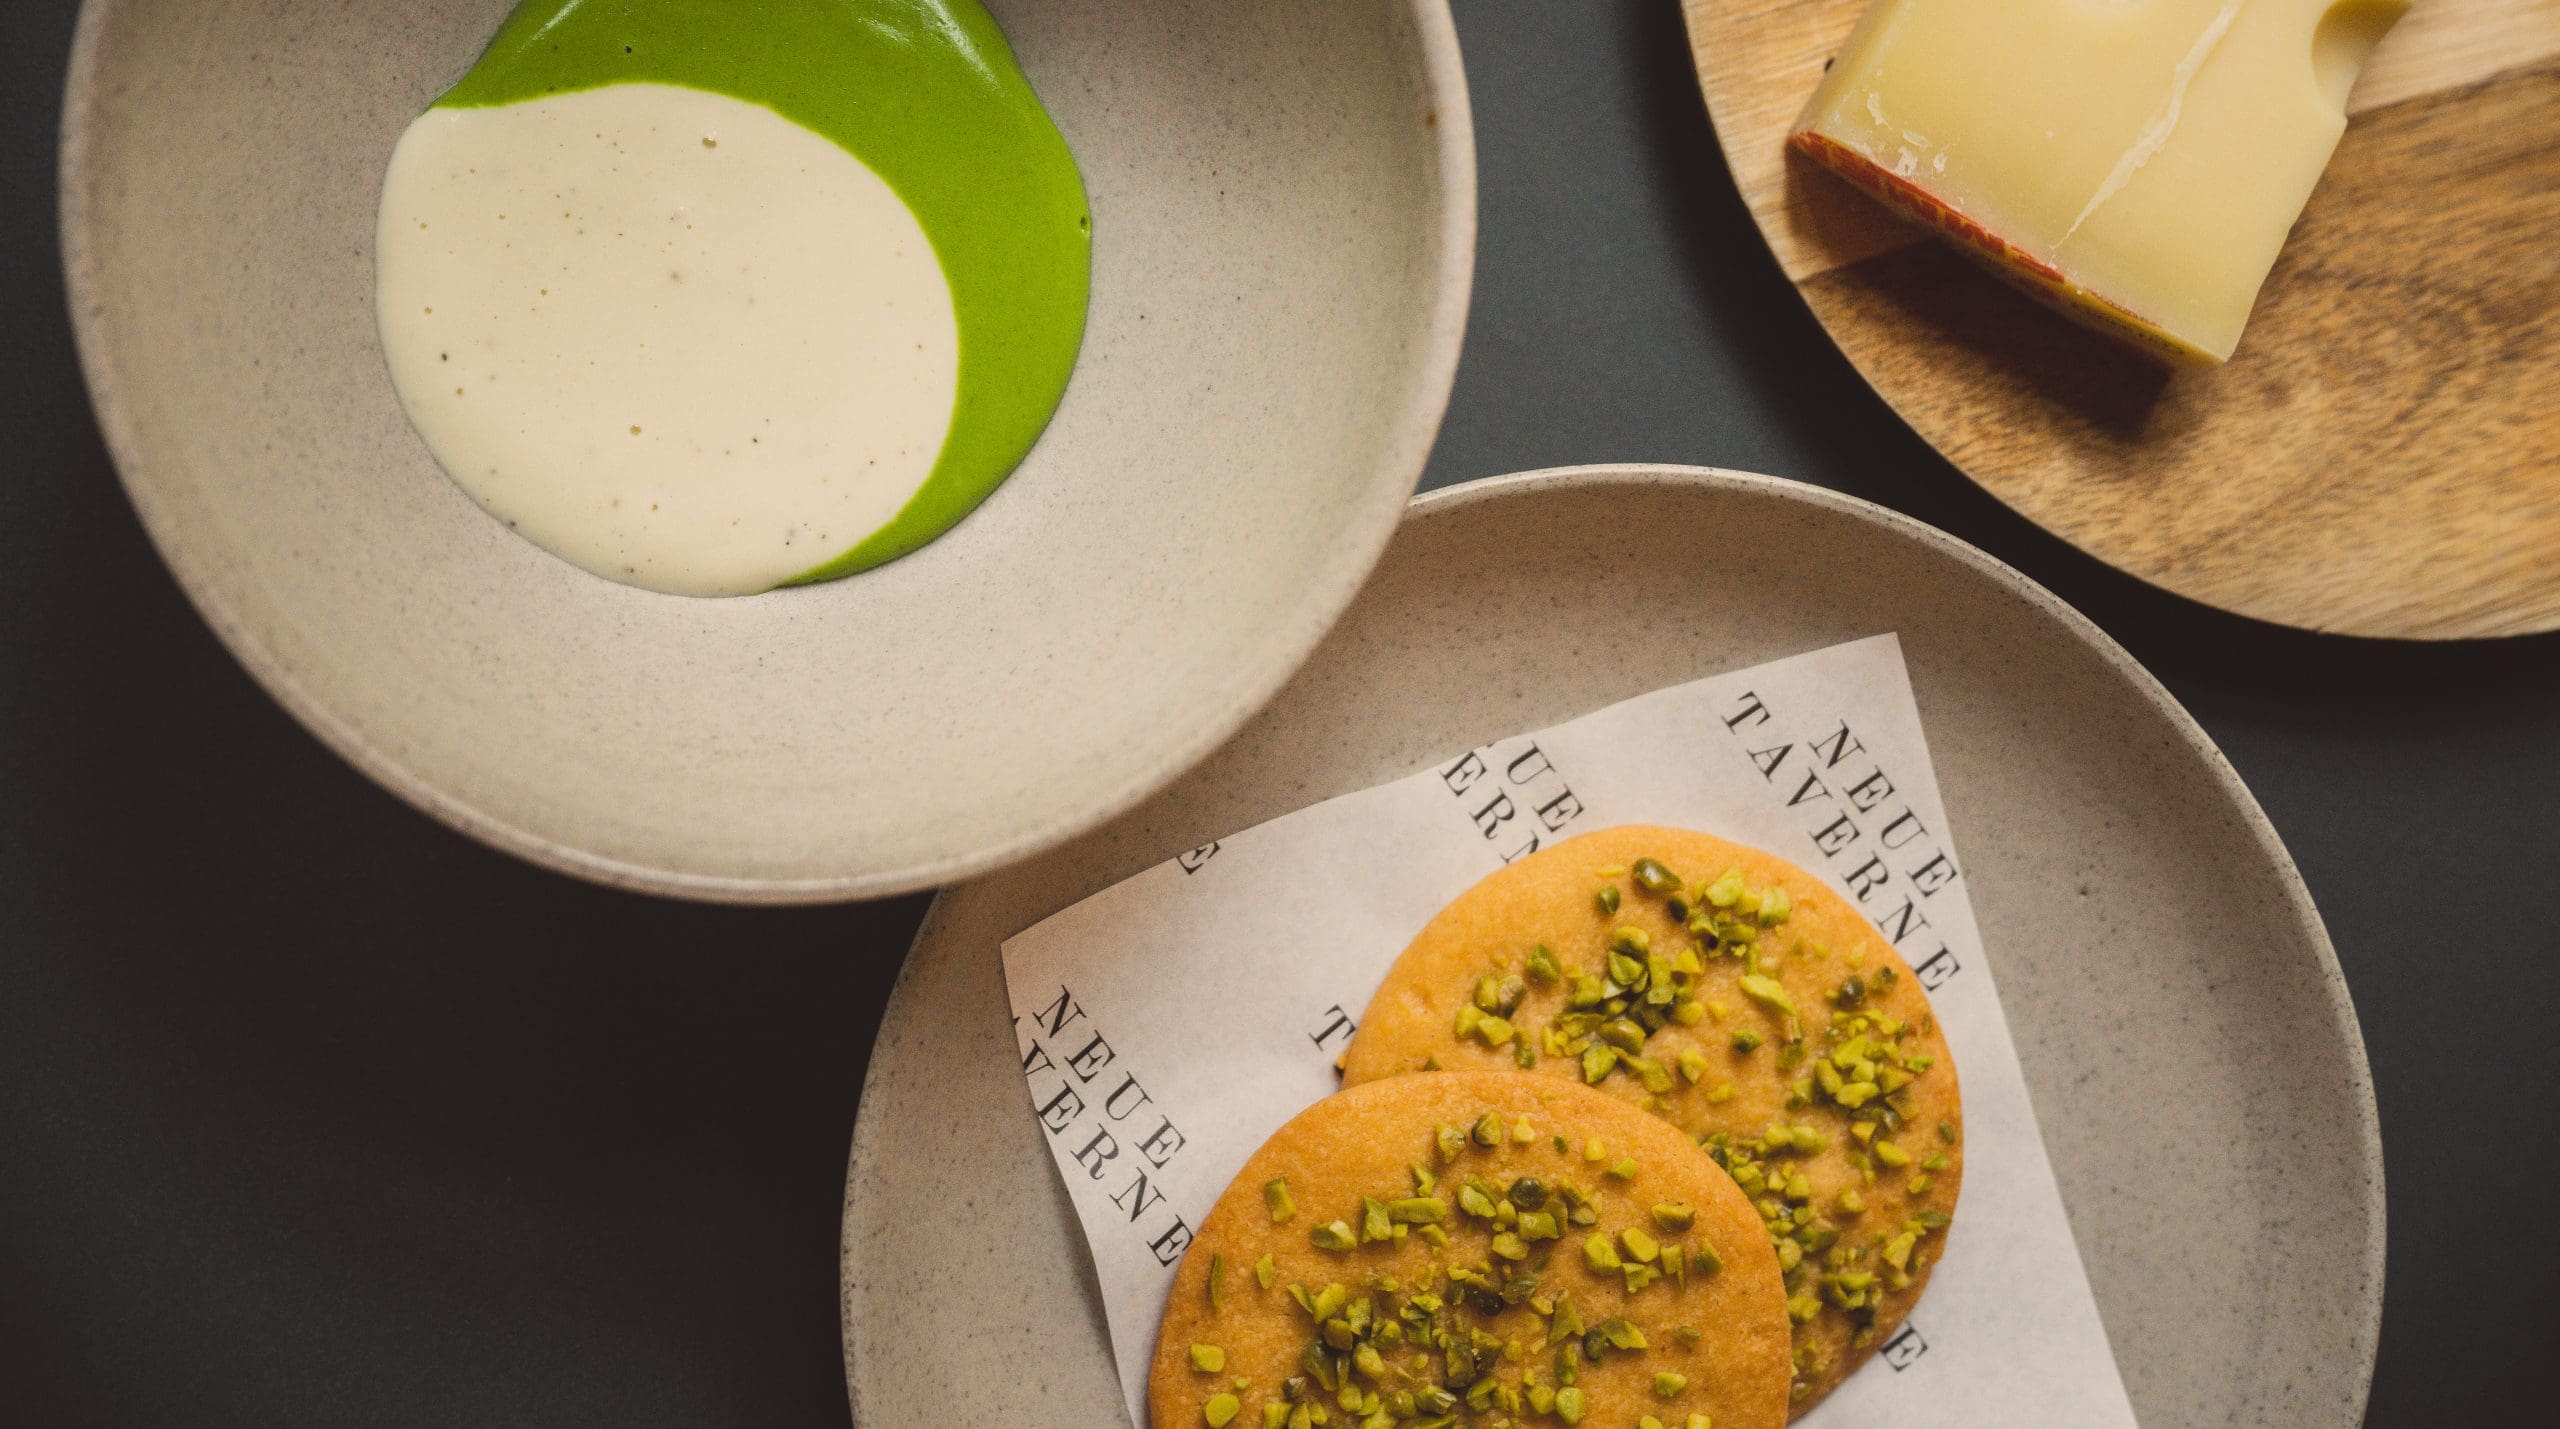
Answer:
top-left (1792, 0), bottom-right (2411, 364)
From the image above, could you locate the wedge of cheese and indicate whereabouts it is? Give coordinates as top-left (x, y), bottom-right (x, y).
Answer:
top-left (1790, 0), bottom-right (2410, 364)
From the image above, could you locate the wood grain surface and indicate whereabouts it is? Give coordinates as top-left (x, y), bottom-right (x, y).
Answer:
top-left (1687, 0), bottom-right (2560, 638)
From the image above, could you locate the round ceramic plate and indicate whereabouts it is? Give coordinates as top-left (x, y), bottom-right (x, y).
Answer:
top-left (61, 0), bottom-right (1472, 901)
top-left (841, 467), bottom-right (2382, 1425)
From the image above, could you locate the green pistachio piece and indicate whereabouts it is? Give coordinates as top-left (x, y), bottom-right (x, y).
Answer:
top-left (1874, 1139), bottom-right (1911, 1168)
top-left (1632, 858), bottom-right (1681, 895)
top-left (1209, 1253), bottom-right (1226, 1310)
top-left (1619, 1227), bottom-right (1661, 1263)
top-left (1471, 1112), bottom-right (1505, 1146)
top-left (1554, 1386), bottom-right (1587, 1424)
top-left (1435, 1124), bottom-right (1469, 1163)
top-left (1737, 973), bottom-right (1794, 1017)
top-left (1203, 1391), bottom-right (1240, 1427)
top-left (1580, 1044), bottom-right (1618, 1084)
top-left (1265, 1178), bottom-right (1297, 1223)
top-left (1191, 1344), bottom-right (1228, 1373)
top-left (1353, 1341), bottom-right (1386, 1381)
top-left (1597, 884), bottom-right (1622, 915)
top-left (1692, 1241), bottom-right (1723, 1275)
top-left (1609, 925), bottom-right (1652, 957)
top-left (1527, 944), bottom-right (1562, 986)
top-left (1581, 1232), bottom-right (1621, 1272)
top-left (1602, 954), bottom-right (1641, 994)
top-left (1255, 1253), bottom-right (1276, 1289)
top-left (1651, 1203), bottom-right (1696, 1233)
top-left (1310, 1221), bottom-right (1356, 1252)
top-left (1360, 1197), bottom-right (1391, 1243)
top-left (1606, 1158), bottom-right (1638, 1181)
top-left (1731, 1029), bottom-right (1764, 1053)
top-left (1758, 886), bottom-right (1793, 925)
top-left (1653, 1371), bottom-right (1688, 1398)
top-left (1386, 1196), bottom-right (1446, 1225)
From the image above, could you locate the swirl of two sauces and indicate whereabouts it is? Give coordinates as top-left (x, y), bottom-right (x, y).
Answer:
top-left (377, 0), bottom-right (1089, 596)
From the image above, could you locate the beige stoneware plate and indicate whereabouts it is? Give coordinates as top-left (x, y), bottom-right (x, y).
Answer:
top-left (842, 467), bottom-right (2383, 1425)
top-left (60, 0), bottom-right (1473, 901)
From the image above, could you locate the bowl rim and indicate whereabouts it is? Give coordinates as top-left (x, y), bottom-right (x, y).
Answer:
top-left (56, 0), bottom-right (1479, 905)
top-left (840, 463), bottom-right (2384, 1424)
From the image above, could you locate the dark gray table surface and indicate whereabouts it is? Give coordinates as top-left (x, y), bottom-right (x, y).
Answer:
top-left (4, 2), bottom-right (2550, 1424)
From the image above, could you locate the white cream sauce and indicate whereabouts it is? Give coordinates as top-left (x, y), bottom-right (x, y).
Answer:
top-left (377, 83), bottom-right (959, 596)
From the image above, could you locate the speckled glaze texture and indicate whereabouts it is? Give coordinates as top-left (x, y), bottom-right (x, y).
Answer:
top-left (841, 469), bottom-right (2384, 1427)
top-left (60, 0), bottom-right (1475, 901)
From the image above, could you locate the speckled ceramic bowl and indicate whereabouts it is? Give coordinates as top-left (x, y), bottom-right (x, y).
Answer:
top-left (61, 0), bottom-right (1473, 901)
top-left (843, 468), bottom-right (2383, 1425)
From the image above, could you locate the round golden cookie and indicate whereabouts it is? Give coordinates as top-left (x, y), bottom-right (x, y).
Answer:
top-left (1151, 1070), bottom-right (1790, 1429)
top-left (1342, 826), bottom-right (1964, 1415)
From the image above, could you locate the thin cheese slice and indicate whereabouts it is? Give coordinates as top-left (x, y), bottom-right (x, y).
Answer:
top-left (1791, 0), bottom-right (2411, 365)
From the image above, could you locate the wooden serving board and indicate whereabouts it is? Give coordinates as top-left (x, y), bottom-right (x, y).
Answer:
top-left (1684, 0), bottom-right (2560, 639)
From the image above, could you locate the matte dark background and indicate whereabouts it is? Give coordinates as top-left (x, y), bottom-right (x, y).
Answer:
top-left (4, 1), bottom-right (2550, 1423)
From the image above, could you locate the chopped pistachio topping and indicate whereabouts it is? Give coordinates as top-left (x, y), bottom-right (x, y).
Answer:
top-left (1266, 1178), bottom-right (1297, 1224)
top-left (1226, 1118), bottom-right (1733, 1427)
top-left (1191, 1344), bottom-right (1228, 1373)
top-left (1202, 1391), bottom-right (1240, 1426)
top-left (1426, 850), bottom-right (1956, 1404)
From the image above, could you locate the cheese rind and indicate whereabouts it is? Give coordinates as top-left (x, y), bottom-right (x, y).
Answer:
top-left (1791, 0), bottom-right (2411, 365)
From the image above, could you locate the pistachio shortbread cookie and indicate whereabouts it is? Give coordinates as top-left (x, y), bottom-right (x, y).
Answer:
top-left (1151, 1070), bottom-right (1790, 1429)
top-left (1343, 826), bottom-right (1964, 1414)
